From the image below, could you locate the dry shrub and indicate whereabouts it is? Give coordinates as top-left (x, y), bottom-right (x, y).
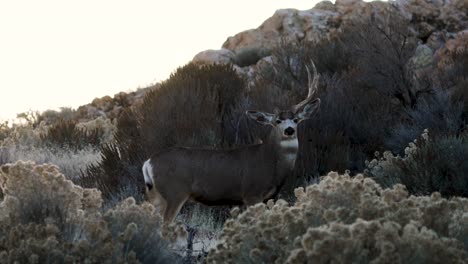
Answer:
top-left (75, 117), bottom-right (116, 144)
top-left (80, 158), bottom-right (142, 205)
top-left (436, 35), bottom-right (468, 118)
top-left (299, 74), bottom-right (396, 177)
top-left (0, 144), bottom-right (100, 181)
top-left (80, 143), bottom-right (144, 204)
top-left (140, 63), bottom-right (246, 152)
top-left (15, 110), bottom-right (42, 128)
top-left (342, 11), bottom-right (419, 108)
top-left (0, 161), bottom-right (182, 263)
top-left (207, 172), bottom-right (467, 263)
top-left (0, 122), bottom-right (44, 147)
top-left (38, 107), bottom-right (76, 125)
top-left (40, 119), bottom-right (105, 150)
top-left (0, 161), bottom-right (90, 228)
top-left (4, 114), bottom-right (113, 152)
top-left (0, 121), bottom-right (10, 143)
top-left (385, 90), bottom-right (465, 153)
top-left (366, 130), bottom-right (468, 197)
top-left (79, 110), bottom-right (145, 203)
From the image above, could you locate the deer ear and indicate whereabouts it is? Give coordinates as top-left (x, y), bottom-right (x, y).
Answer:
top-left (246, 110), bottom-right (275, 126)
top-left (297, 99), bottom-right (320, 120)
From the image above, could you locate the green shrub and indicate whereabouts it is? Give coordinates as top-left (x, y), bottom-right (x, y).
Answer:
top-left (366, 130), bottom-right (468, 197)
top-left (207, 172), bottom-right (467, 263)
top-left (0, 161), bottom-right (182, 263)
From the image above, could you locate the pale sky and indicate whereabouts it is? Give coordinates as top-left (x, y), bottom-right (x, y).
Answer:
top-left (0, 0), bottom-right (328, 121)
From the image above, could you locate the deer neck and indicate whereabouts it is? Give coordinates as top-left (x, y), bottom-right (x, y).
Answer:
top-left (278, 137), bottom-right (299, 170)
top-left (263, 132), bottom-right (299, 171)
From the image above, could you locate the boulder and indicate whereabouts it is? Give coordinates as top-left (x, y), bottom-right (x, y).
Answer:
top-left (192, 48), bottom-right (235, 65)
top-left (222, 7), bottom-right (339, 52)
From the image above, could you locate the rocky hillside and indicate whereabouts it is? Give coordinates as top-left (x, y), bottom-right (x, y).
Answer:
top-left (193, 0), bottom-right (466, 81)
top-left (69, 0), bottom-right (466, 123)
top-left (74, 87), bottom-right (153, 122)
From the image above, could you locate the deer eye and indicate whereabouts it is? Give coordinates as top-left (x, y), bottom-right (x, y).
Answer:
top-left (276, 120), bottom-right (282, 124)
top-left (293, 118), bottom-right (299, 123)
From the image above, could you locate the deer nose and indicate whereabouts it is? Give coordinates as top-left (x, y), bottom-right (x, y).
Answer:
top-left (284, 127), bottom-right (295, 136)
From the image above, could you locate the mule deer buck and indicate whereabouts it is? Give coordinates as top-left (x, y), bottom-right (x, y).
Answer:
top-left (143, 62), bottom-right (320, 223)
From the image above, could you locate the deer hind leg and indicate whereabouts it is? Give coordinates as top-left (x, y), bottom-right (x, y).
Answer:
top-left (146, 186), bottom-right (167, 217)
top-left (163, 195), bottom-right (189, 224)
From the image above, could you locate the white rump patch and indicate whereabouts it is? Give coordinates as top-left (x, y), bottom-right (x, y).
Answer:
top-left (142, 159), bottom-right (154, 186)
top-left (280, 138), bottom-right (299, 149)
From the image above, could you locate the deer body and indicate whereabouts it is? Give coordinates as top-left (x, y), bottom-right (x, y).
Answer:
top-left (143, 63), bottom-right (320, 223)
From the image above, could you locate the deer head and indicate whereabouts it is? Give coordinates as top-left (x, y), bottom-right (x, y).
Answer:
top-left (246, 61), bottom-right (321, 144)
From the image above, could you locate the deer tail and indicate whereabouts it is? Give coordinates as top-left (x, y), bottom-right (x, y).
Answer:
top-left (142, 159), bottom-right (155, 190)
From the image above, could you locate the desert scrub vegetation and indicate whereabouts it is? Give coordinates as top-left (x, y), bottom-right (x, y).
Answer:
top-left (39, 119), bottom-right (106, 150)
top-left (0, 161), bottom-right (183, 263)
top-left (436, 32), bottom-right (468, 118)
top-left (207, 172), bottom-right (468, 263)
top-left (249, 8), bottom-right (468, 192)
top-left (0, 145), bottom-right (100, 180)
top-left (139, 63), bottom-right (246, 151)
top-left (1, 117), bottom-right (114, 151)
top-left (249, 9), bottom-right (421, 186)
top-left (0, 116), bottom-right (113, 181)
top-left (366, 130), bottom-right (468, 197)
top-left (0, 121), bottom-right (11, 143)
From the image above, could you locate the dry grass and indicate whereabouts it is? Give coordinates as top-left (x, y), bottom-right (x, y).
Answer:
top-left (0, 145), bottom-right (100, 180)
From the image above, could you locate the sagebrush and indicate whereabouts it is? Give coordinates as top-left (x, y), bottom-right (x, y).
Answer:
top-left (0, 161), bottom-right (183, 263)
top-left (207, 172), bottom-right (467, 263)
top-left (366, 130), bottom-right (468, 197)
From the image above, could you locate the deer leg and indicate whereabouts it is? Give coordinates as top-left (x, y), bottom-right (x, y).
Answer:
top-left (155, 195), bottom-right (167, 218)
top-left (146, 186), bottom-right (168, 217)
top-left (163, 196), bottom-right (189, 224)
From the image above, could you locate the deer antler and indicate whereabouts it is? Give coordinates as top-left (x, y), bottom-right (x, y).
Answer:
top-left (292, 60), bottom-right (319, 113)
